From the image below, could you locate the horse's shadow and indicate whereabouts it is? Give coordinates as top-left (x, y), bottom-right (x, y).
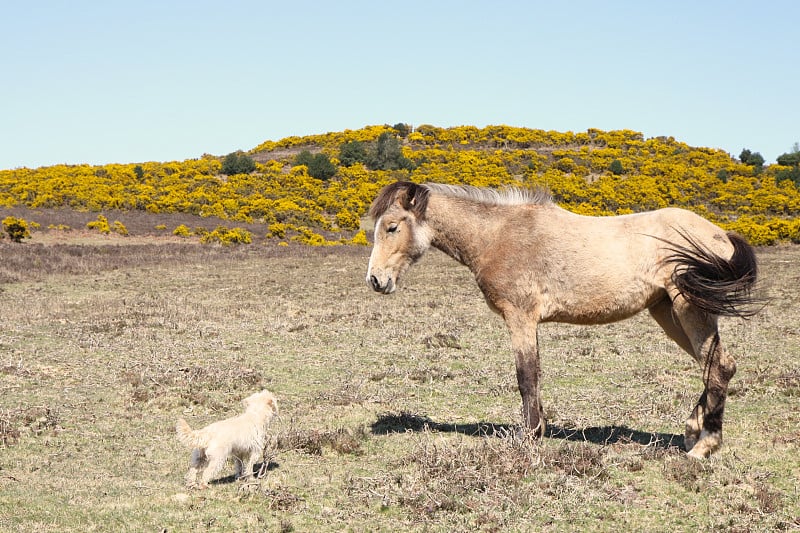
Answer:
top-left (370, 412), bottom-right (684, 450)
top-left (209, 460), bottom-right (280, 486)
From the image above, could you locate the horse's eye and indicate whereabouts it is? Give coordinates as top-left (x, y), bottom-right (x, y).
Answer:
top-left (387, 224), bottom-right (398, 234)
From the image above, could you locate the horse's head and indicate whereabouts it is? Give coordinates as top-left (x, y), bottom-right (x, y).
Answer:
top-left (366, 182), bottom-right (433, 294)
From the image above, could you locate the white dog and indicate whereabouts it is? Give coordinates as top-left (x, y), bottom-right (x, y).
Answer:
top-left (176, 390), bottom-right (278, 488)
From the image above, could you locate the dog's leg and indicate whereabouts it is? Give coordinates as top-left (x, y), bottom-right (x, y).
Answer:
top-left (185, 448), bottom-right (206, 488)
top-left (239, 451), bottom-right (258, 480)
top-left (233, 456), bottom-right (244, 479)
top-left (199, 448), bottom-right (227, 487)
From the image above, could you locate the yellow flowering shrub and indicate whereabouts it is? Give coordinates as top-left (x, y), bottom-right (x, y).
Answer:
top-left (267, 222), bottom-right (290, 239)
top-left (2, 216), bottom-right (31, 242)
top-left (350, 229), bottom-right (369, 246)
top-left (290, 226), bottom-right (340, 246)
top-left (87, 214), bottom-right (111, 234)
top-left (112, 220), bottom-right (129, 236)
top-left (200, 226), bottom-right (252, 246)
top-left (335, 208), bottom-right (361, 230)
top-left (173, 224), bottom-right (192, 237)
top-left (2, 124), bottom-right (799, 245)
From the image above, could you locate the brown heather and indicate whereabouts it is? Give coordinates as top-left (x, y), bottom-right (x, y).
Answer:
top-left (0, 234), bottom-right (798, 531)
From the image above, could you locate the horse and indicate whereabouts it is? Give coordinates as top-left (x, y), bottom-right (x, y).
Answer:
top-left (365, 181), bottom-right (759, 458)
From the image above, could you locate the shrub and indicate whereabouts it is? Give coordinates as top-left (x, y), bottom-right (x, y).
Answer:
top-left (290, 226), bottom-right (339, 246)
top-left (739, 148), bottom-right (764, 174)
top-left (221, 151), bottom-right (256, 175)
top-left (367, 132), bottom-right (414, 171)
top-left (335, 208), bottom-right (361, 230)
top-left (295, 151), bottom-right (337, 180)
top-left (555, 157), bottom-right (576, 173)
top-left (723, 217), bottom-right (780, 246)
top-left (2, 216), bottom-right (31, 242)
top-left (267, 222), bottom-right (289, 239)
top-left (173, 224), bottom-right (192, 237)
top-left (350, 229), bottom-right (369, 246)
top-left (339, 141), bottom-right (368, 167)
top-left (776, 151), bottom-right (800, 167)
top-left (776, 167), bottom-right (800, 187)
top-left (112, 220), bottom-right (128, 236)
top-left (609, 159), bottom-right (624, 175)
top-left (200, 226), bottom-right (252, 246)
top-left (86, 215), bottom-right (111, 234)
top-left (392, 123), bottom-right (412, 138)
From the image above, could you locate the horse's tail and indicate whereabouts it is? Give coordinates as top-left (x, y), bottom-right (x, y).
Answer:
top-left (665, 231), bottom-right (760, 319)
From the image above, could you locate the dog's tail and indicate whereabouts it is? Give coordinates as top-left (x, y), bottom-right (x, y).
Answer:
top-left (176, 418), bottom-right (202, 448)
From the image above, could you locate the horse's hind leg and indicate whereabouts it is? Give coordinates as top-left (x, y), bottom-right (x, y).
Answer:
top-left (686, 331), bottom-right (735, 459)
top-left (665, 297), bottom-right (736, 458)
top-left (648, 299), bottom-right (704, 448)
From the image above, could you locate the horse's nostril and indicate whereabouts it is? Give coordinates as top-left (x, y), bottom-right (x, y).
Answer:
top-left (369, 275), bottom-right (380, 290)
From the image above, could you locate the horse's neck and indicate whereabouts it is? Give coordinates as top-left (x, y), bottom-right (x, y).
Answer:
top-left (426, 196), bottom-right (497, 270)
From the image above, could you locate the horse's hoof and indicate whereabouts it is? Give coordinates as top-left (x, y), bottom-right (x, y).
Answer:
top-left (685, 430), bottom-right (720, 459)
top-left (514, 423), bottom-right (546, 441)
top-left (686, 447), bottom-right (709, 460)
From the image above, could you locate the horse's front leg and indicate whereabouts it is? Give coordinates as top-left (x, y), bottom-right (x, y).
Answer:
top-left (506, 311), bottom-right (545, 438)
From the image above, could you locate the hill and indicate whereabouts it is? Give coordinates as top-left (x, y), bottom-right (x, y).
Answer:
top-left (1, 124), bottom-right (799, 245)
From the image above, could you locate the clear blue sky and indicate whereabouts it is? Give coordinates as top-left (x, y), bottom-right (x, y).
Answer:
top-left (1, 1), bottom-right (797, 170)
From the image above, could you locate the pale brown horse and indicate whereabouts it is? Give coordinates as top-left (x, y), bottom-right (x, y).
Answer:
top-left (366, 181), bottom-right (759, 458)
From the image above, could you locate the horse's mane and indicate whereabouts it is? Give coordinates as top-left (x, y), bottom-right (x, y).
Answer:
top-left (424, 183), bottom-right (552, 207)
top-left (369, 181), bottom-right (552, 220)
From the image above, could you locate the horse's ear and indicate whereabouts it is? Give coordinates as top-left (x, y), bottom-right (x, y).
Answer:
top-left (369, 181), bottom-right (430, 220)
top-left (403, 183), bottom-right (430, 219)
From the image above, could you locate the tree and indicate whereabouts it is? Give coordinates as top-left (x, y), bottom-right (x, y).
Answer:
top-left (776, 143), bottom-right (800, 167)
top-left (777, 153), bottom-right (800, 167)
top-left (294, 151), bottom-right (336, 180)
top-left (339, 141), bottom-right (368, 167)
top-left (739, 148), bottom-right (752, 164)
top-left (367, 132), bottom-right (414, 171)
top-left (739, 148), bottom-right (764, 174)
top-left (221, 151), bottom-right (256, 175)
top-left (775, 144), bottom-right (800, 186)
top-left (392, 123), bottom-right (412, 138)
top-left (776, 167), bottom-right (800, 186)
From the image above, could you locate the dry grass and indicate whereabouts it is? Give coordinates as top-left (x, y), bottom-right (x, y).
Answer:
top-left (0, 234), bottom-right (798, 531)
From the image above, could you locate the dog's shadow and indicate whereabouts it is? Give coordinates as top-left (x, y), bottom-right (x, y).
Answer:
top-left (209, 460), bottom-right (280, 486)
top-left (370, 412), bottom-right (685, 450)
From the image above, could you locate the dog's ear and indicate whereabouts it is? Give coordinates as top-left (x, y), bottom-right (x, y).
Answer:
top-left (265, 393), bottom-right (278, 413)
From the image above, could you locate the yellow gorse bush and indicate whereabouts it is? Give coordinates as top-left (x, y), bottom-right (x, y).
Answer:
top-left (2, 216), bottom-right (31, 242)
top-left (200, 226), bottom-right (252, 246)
top-left (1, 125), bottom-right (799, 245)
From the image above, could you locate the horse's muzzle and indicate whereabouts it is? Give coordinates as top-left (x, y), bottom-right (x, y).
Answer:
top-left (368, 274), bottom-right (395, 294)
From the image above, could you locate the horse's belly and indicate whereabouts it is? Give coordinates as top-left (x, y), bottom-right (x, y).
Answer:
top-left (540, 284), bottom-right (665, 325)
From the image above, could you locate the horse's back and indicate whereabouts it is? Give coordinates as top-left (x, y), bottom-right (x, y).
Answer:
top-left (486, 205), bottom-right (735, 324)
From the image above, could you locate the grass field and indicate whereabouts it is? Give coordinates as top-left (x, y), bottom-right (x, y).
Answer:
top-left (1, 235), bottom-right (798, 532)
